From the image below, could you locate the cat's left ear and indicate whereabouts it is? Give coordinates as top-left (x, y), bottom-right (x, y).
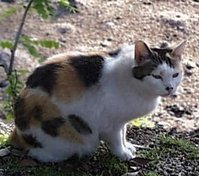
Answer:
top-left (171, 40), bottom-right (186, 60)
top-left (134, 40), bottom-right (152, 65)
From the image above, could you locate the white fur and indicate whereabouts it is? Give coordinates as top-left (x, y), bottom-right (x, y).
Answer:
top-left (27, 44), bottom-right (183, 162)
top-left (144, 63), bottom-right (183, 97)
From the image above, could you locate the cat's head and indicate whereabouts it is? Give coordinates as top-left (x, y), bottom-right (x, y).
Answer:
top-left (132, 40), bottom-right (186, 97)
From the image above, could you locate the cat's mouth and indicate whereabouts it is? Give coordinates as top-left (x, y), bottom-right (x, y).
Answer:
top-left (161, 93), bottom-right (171, 97)
top-left (161, 93), bottom-right (176, 98)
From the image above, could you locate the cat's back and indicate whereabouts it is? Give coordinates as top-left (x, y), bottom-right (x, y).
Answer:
top-left (26, 52), bottom-right (105, 102)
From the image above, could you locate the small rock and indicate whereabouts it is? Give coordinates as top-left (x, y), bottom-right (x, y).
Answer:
top-left (122, 172), bottom-right (139, 176)
top-left (57, 27), bottom-right (67, 34)
top-left (100, 40), bottom-right (112, 47)
top-left (107, 38), bottom-right (113, 41)
top-left (105, 21), bottom-right (115, 28)
top-left (165, 104), bottom-right (192, 118)
top-left (184, 60), bottom-right (196, 70)
top-left (160, 42), bottom-right (169, 48)
top-left (1, 0), bottom-right (15, 3)
top-left (184, 68), bottom-right (193, 76)
top-left (159, 11), bottom-right (187, 32)
top-left (0, 147), bottom-right (11, 158)
top-left (59, 38), bottom-right (67, 43)
top-left (0, 51), bottom-right (10, 74)
top-left (164, 19), bottom-right (185, 28)
top-left (143, 0), bottom-right (152, 5)
top-left (115, 16), bottom-right (122, 20)
top-left (0, 80), bottom-right (8, 88)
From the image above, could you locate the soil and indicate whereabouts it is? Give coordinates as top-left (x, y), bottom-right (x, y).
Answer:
top-left (0, 0), bottom-right (198, 175)
top-left (0, 0), bottom-right (198, 133)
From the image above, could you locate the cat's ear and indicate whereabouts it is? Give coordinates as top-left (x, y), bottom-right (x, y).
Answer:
top-left (171, 40), bottom-right (186, 60)
top-left (135, 40), bottom-right (152, 65)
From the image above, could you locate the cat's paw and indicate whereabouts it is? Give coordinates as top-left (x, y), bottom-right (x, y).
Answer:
top-left (124, 141), bottom-right (136, 154)
top-left (113, 146), bottom-right (136, 161)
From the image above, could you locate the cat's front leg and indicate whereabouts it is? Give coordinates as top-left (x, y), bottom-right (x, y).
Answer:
top-left (101, 127), bottom-right (135, 160)
top-left (121, 124), bottom-right (136, 155)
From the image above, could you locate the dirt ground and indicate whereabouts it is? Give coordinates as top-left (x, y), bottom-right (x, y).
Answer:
top-left (0, 0), bottom-right (199, 134)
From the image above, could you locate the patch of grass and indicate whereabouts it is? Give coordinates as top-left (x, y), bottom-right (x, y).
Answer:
top-left (139, 134), bottom-right (199, 175)
top-left (1, 131), bottom-right (198, 176)
top-left (140, 134), bottom-right (199, 161)
top-left (159, 135), bottom-right (199, 159)
top-left (143, 171), bottom-right (160, 176)
top-left (0, 134), bottom-right (9, 148)
top-left (130, 117), bottom-right (155, 128)
top-left (0, 6), bottom-right (19, 21)
top-left (0, 144), bottom-right (128, 176)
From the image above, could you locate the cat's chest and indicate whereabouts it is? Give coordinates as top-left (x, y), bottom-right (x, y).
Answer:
top-left (102, 91), bottom-right (160, 120)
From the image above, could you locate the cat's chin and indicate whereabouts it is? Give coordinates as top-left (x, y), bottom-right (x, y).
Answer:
top-left (160, 93), bottom-right (177, 98)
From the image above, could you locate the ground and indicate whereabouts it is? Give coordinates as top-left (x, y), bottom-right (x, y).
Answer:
top-left (0, 0), bottom-right (198, 176)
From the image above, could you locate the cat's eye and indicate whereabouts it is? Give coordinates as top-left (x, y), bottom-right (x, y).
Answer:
top-left (172, 73), bottom-right (179, 78)
top-left (152, 74), bottom-right (162, 79)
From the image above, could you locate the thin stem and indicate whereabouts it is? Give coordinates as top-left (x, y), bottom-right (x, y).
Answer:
top-left (8, 0), bottom-right (34, 76)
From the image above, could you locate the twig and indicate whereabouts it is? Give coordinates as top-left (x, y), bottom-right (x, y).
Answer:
top-left (8, 0), bottom-right (34, 76)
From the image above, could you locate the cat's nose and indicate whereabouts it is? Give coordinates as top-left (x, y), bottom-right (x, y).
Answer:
top-left (165, 86), bottom-right (173, 92)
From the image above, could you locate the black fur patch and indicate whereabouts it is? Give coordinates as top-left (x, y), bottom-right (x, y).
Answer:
top-left (151, 48), bottom-right (175, 68)
top-left (41, 117), bottom-right (65, 137)
top-left (108, 48), bottom-right (121, 57)
top-left (14, 97), bottom-right (29, 130)
top-left (132, 61), bottom-right (157, 80)
top-left (68, 114), bottom-right (92, 135)
top-left (22, 134), bottom-right (42, 148)
top-left (32, 106), bottom-right (42, 121)
top-left (133, 48), bottom-right (175, 80)
top-left (69, 55), bottom-right (104, 87)
top-left (26, 63), bottom-right (62, 95)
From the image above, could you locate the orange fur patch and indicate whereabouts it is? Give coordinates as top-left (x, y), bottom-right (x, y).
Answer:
top-left (15, 88), bottom-right (83, 145)
top-left (45, 54), bottom-right (86, 102)
top-left (54, 63), bottom-right (86, 102)
top-left (9, 129), bottom-right (29, 149)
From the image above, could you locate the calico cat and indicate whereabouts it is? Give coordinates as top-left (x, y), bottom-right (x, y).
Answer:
top-left (10, 40), bottom-right (185, 162)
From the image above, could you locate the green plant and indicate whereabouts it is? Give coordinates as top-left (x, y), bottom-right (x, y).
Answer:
top-left (3, 70), bottom-right (24, 120)
top-left (139, 134), bottom-right (199, 175)
top-left (143, 172), bottom-right (160, 176)
top-left (0, 0), bottom-right (73, 120)
top-left (0, 0), bottom-right (73, 74)
top-left (0, 134), bottom-right (9, 147)
top-left (21, 35), bottom-right (60, 62)
top-left (159, 135), bottom-right (199, 159)
top-left (0, 6), bottom-right (18, 21)
top-left (58, 0), bottom-right (78, 13)
top-left (130, 117), bottom-right (155, 128)
top-left (0, 40), bottom-right (13, 49)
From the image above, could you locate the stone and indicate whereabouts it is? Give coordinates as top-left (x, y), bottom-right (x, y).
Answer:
top-left (57, 27), bottom-right (67, 34)
top-left (100, 40), bottom-right (112, 47)
top-left (0, 147), bottom-right (11, 158)
top-left (143, 0), bottom-right (152, 5)
top-left (184, 60), bottom-right (196, 70)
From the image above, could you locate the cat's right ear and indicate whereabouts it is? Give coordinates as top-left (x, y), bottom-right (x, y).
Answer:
top-left (135, 41), bottom-right (152, 65)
